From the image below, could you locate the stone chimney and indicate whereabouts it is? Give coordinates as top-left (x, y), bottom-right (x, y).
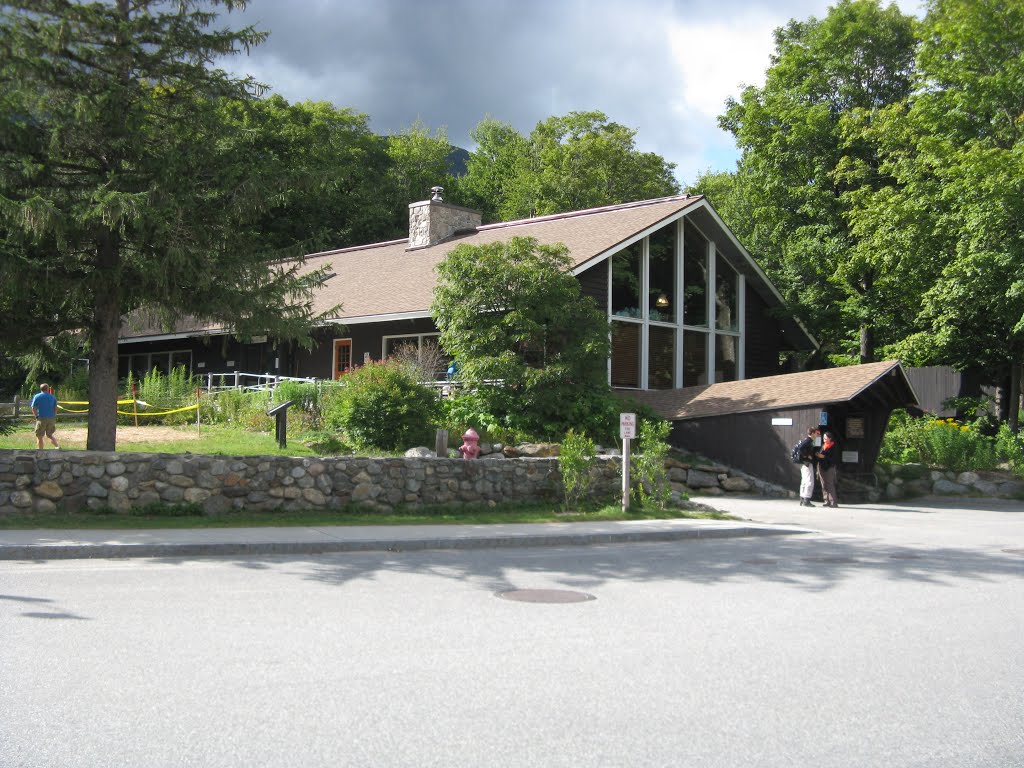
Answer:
top-left (408, 186), bottom-right (482, 249)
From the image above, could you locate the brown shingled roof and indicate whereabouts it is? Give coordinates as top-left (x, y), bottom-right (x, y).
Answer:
top-left (303, 195), bottom-right (703, 322)
top-left (625, 361), bottom-right (918, 420)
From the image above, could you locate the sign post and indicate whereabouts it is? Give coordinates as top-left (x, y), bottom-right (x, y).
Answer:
top-left (620, 413), bottom-right (636, 512)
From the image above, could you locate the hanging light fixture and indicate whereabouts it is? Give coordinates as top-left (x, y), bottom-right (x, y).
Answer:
top-left (655, 293), bottom-right (670, 308)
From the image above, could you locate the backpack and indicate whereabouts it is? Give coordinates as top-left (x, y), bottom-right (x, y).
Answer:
top-left (790, 438), bottom-right (808, 464)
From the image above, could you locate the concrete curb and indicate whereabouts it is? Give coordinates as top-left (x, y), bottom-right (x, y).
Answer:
top-left (0, 525), bottom-right (806, 561)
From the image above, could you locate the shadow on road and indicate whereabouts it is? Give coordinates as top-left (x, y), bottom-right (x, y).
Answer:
top-left (147, 533), bottom-right (1024, 595)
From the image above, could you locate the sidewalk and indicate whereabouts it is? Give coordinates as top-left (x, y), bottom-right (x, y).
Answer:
top-left (0, 512), bottom-right (812, 561)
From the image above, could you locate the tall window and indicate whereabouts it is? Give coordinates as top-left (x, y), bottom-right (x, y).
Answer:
top-left (606, 215), bottom-right (743, 390)
top-left (683, 330), bottom-right (708, 386)
top-left (683, 220), bottom-right (708, 328)
top-left (610, 322), bottom-right (641, 388)
top-left (715, 334), bottom-right (738, 383)
top-left (611, 242), bottom-right (643, 318)
top-left (716, 258), bottom-right (739, 332)
top-left (648, 226), bottom-right (676, 323)
top-left (648, 325), bottom-right (675, 390)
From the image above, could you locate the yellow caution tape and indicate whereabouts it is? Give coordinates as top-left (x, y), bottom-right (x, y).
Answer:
top-left (55, 401), bottom-right (199, 416)
top-left (115, 404), bottom-right (199, 417)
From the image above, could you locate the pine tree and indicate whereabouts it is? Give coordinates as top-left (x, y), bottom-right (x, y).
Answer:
top-left (0, 0), bottom-right (331, 449)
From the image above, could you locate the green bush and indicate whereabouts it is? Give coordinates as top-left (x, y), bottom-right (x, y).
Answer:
top-left (323, 360), bottom-right (439, 452)
top-left (880, 410), bottom-right (997, 472)
top-left (559, 429), bottom-right (598, 510)
top-left (632, 419), bottom-right (672, 509)
top-left (207, 389), bottom-right (272, 431)
top-left (272, 380), bottom-right (329, 433)
top-left (121, 366), bottom-right (201, 426)
top-left (439, 391), bottom-right (526, 445)
top-left (995, 423), bottom-right (1024, 475)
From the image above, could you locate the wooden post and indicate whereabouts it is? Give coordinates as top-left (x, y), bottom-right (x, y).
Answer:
top-left (435, 429), bottom-right (449, 458)
top-left (13, 395), bottom-right (19, 419)
top-left (196, 387), bottom-right (201, 433)
top-left (131, 383), bottom-right (138, 427)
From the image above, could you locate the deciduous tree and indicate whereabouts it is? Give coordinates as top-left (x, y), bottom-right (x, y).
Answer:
top-left (717, 0), bottom-right (918, 363)
top-left (432, 236), bottom-right (613, 439)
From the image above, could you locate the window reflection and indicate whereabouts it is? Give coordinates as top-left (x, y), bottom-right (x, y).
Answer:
top-left (683, 330), bottom-right (708, 386)
top-left (683, 220), bottom-right (708, 327)
top-left (611, 242), bottom-right (643, 318)
top-left (648, 326), bottom-right (675, 389)
top-left (716, 257), bottom-right (739, 332)
top-left (648, 226), bottom-right (676, 323)
top-left (716, 334), bottom-right (738, 382)
top-left (611, 321), bottom-right (641, 387)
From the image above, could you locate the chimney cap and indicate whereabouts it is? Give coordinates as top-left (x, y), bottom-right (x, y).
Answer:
top-left (430, 186), bottom-right (444, 202)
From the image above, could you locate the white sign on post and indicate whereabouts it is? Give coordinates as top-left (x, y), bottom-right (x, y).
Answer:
top-left (620, 413), bottom-right (636, 512)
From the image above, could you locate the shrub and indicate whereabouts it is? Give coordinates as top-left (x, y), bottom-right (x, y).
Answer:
top-left (122, 366), bottom-right (201, 426)
top-left (273, 380), bottom-right (327, 432)
top-left (559, 429), bottom-right (598, 510)
top-left (323, 360), bottom-right (439, 452)
top-left (880, 410), bottom-right (997, 472)
top-left (208, 389), bottom-right (272, 431)
top-left (632, 419), bottom-right (672, 509)
top-left (995, 423), bottom-right (1024, 475)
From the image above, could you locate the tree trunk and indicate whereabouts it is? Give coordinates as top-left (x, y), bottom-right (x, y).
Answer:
top-left (86, 235), bottom-right (122, 452)
top-left (859, 270), bottom-right (875, 364)
top-left (1010, 361), bottom-right (1021, 434)
top-left (859, 324), bottom-right (874, 364)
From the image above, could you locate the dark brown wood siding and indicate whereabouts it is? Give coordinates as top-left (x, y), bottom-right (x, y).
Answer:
top-left (669, 400), bottom-right (895, 491)
top-left (743, 287), bottom-right (784, 379)
top-left (577, 260), bottom-right (608, 309)
top-left (290, 317), bottom-right (443, 378)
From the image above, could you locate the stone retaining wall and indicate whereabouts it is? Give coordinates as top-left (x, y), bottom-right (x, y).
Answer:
top-left (0, 449), bottom-right (787, 515)
top-left (874, 463), bottom-right (1024, 500)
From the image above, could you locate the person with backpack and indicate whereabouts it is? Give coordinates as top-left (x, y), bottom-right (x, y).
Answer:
top-left (792, 426), bottom-right (819, 507)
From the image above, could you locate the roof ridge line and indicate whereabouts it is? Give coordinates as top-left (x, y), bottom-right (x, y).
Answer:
top-left (476, 194), bottom-right (700, 233)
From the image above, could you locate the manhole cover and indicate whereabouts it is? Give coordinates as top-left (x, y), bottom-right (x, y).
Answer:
top-left (1002, 549), bottom-right (1024, 556)
top-left (496, 589), bottom-right (596, 603)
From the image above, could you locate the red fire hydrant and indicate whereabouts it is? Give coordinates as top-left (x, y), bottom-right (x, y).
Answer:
top-left (458, 428), bottom-right (481, 459)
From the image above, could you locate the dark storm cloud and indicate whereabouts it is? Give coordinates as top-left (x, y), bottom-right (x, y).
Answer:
top-left (218, 0), bottom-right (920, 183)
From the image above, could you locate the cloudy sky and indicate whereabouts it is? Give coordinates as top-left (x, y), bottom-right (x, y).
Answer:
top-left (218, 0), bottom-right (923, 187)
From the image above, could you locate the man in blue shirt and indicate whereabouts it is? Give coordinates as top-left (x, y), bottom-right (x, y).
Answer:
top-left (30, 383), bottom-right (60, 450)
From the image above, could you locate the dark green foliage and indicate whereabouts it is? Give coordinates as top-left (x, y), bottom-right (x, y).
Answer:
top-left (433, 237), bottom-right (615, 441)
top-left (632, 419), bottom-right (672, 509)
top-left (455, 112), bottom-right (679, 222)
top-left (323, 360), bottom-right (439, 452)
top-left (558, 429), bottom-right (598, 510)
top-left (714, 0), bottom-right (919, 362)
top-left (0, 1), bottom-right (332, 450)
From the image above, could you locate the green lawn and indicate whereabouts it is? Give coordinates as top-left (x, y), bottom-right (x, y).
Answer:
top-left (0, 423), bottom-right (316, 456)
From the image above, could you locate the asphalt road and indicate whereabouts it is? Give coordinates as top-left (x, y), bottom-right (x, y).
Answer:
top-left (2, 499), bottom-right (1023, 768)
